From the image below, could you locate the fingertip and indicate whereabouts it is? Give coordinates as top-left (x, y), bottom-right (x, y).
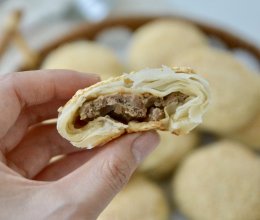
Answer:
top-left (75, 71), bottom-right (101, 82)
top-left (106, 130), bottom-right (160, 150)
top-left (107, 132), bottom-right (142, 147)
top-left (131, 130), bottom-right (160, 163)
top-left (143, 130), bottom-right (160, 142)
top-left (44, 69), bottom-right (101, 100)
top-left (53, 69), bottom-right (101, 84)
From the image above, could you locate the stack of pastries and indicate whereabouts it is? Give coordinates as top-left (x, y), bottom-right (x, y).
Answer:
top-left (42, 18), bottom-right (260, 220)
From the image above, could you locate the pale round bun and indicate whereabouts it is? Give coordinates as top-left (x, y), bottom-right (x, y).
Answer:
top-left (98, 175), bottom-right (169, 220)
top-left (172, 140), bottom-right (260, 220)
top-left (128, 19), bottom-right (207, 70)
top-left (231, 111), bottom-right (260, 150)
top-left (172, 46), bottom-right (260, 134)
top-left (230, 76), bottom-right (260, 150)
top-left (41, 41), bottom-right (124, 79)
top-left (140, 131), bottom-right (199, 179)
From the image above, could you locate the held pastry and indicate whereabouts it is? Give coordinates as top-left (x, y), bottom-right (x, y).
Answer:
top-left (57, 66), bottom-right (210, 149)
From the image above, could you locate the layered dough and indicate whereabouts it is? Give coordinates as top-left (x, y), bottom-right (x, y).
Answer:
top-left (57, 66), bottom-right (210, 148)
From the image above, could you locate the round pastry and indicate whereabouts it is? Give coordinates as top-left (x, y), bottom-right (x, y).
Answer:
top-left (57, 66), bottom-right (210, 149)
top-left (140, 131), bottom-right (199, 179)
top-left (231, 112), bottom-right (260, 150)
top-left (172, 140), bottom-right (260, 220)
top-left (172, 46), bottom-right (260, 134)
top-left (128, 19), bottom-right (208, 70)
top-left (230, 77), bottom-right (260, 150)
top-left (98, 175), bottom-right (169, 220)
top-left (41, 41), bottom-right (124, 79)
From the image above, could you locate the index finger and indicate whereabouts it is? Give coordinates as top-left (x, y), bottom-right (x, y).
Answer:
top-left (0, 69), bottom-right (100, 138)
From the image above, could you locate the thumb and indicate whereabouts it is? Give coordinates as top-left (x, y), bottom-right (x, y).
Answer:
top-left (57, 131), bottom-right (159, 218)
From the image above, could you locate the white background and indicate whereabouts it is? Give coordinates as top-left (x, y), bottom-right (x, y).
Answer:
top-left (0, 0), bottom-right (259, 47)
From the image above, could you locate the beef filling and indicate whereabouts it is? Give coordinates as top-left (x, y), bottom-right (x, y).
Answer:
top-left (77, 92), bottom-right (188, 126)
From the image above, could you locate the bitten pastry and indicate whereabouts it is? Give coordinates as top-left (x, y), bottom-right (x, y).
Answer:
top-left (140, 131), bottom-right (199, 179)
top-left (172, 140), bottom-right (260, 220)
top-left (41, 41), bottom-right (124, 79)
top-left (172, 46), bottom-right (260, 134)
top-left (128, 19), bottom-right (207, 70)
top-left (57, 66), bottom-right (210, 149)
top-left (98, 175), bottom-right (169, 220)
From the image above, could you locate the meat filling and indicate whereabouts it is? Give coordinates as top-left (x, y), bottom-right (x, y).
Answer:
top-left (77, 92), bottom-right (188, 126)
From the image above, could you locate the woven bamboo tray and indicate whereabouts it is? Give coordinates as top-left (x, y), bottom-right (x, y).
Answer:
top-left (18, 16), bottom-right (260, 71)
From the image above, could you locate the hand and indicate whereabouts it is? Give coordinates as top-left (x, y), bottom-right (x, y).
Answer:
top-left (0, 70), bottom-right (159, 220)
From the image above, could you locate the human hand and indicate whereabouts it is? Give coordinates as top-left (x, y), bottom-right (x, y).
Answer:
top-left (0, 70), bottom-right (159, 220)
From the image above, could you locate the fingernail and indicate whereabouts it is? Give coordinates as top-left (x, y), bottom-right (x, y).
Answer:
top-left (131, 131), bottom-right (160, 163)
top-left (78, 71), bottom-right (101, 81)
